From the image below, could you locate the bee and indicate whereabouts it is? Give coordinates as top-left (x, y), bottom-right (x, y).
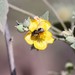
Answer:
top-left (32, 28), bottom-right (44, 36)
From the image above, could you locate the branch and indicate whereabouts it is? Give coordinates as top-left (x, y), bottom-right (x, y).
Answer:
top-left (9, 3), bottom-right (35, 18)
top-left (4, 23), bottom-right (16, 75)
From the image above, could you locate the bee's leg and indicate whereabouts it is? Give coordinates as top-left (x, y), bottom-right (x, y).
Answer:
top-left (31, 44), bottom-right (35, 50)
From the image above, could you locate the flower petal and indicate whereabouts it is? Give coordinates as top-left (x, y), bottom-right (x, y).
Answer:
top-left (47, 37), bottom-right (54, 44)
top-left (29, 19), bottom-right (38, 32)
top-left (38, 19), bottom-right (51, 30)
top-left (34, 40), bottom-right (47, 50)
top-left (24, 32), bottom-right (33, 45)
top-left (45, 31), bottom-right (54, 44)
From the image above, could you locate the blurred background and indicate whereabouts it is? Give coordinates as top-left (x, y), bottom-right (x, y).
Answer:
top-left (0, 0), bottom-right (75, 75)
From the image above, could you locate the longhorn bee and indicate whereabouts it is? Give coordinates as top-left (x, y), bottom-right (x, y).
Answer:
top-left (32, 28), bottom-right (44, 36)
top-left (31, 28), bottom-right (44, 50)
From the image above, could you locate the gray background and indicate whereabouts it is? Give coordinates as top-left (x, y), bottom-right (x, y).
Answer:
top-left (0, 0), bottom-right (75, 75)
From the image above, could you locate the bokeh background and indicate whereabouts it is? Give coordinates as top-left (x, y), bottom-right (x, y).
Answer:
top-left (0, 0), bottom-right (75, 75)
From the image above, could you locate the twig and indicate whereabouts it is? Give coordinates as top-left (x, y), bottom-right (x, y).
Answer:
top-left (9, 3), bottom-right (35, 18)
top-left (51, 26), bottom-right (62, 33)
top-left (71, 11), bottom-right (75, 30)
top-left (42, 0), bottom-right (67, 31)
top-left (4, 23), bottom-right (16, 75)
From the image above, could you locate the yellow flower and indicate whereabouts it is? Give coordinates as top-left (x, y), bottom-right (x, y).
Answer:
top-left (24, 18), bottom-right (54, 50)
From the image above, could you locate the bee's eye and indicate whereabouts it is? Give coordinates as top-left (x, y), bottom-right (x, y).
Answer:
top-left (38, 28), bottom-right (44, 32)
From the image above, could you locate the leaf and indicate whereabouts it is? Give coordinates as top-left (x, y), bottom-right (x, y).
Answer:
top-left (40, 11), bottom-right (49, 20)
top-left (16, 17), bottom-right (31, 32)
top-left (23, 17), bottom-right (30, 27)
top-left (15, 23), bottom-right (25, 33)
top-left (0, 0), bottom-right (9, 33)
top-left (71, 43), bottom-right (75, 49)
top-left (15, 20), bottom-right (29, 32)
top-left (66, 36), bottom-right (75, 44)
top-left (15, 17), bottom-right (30, 33)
